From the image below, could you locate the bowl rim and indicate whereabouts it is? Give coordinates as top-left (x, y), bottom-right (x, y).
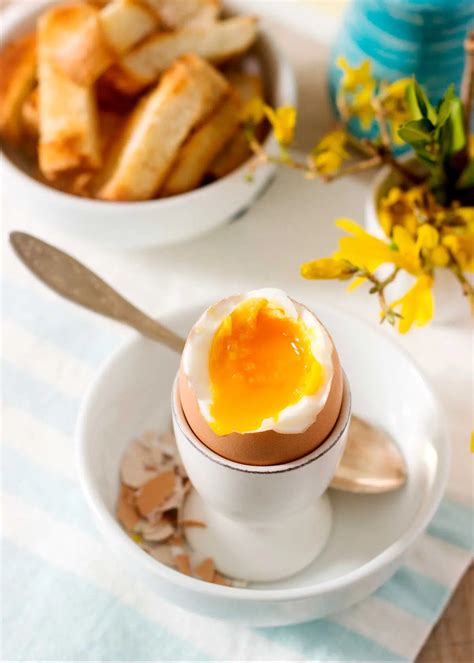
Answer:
top-left (0, 0), bottom-right (296, 210)
top-left (171, 373), bottom-right (351, 474)
top-left (76, 301), bottom-right (450, 603)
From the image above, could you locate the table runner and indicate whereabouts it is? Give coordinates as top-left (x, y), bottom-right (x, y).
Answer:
top-left (1, 241), bottom-right (473, 662)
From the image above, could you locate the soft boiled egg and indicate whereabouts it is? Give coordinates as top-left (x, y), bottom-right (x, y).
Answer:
top-left (178, 288), bottom-right (343, 465)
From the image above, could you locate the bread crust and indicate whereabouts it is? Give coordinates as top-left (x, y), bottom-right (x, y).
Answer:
top-left (53, 0), bottom-right (221, 87)
top-left (52, 0), bottom-right (159, 87)
top-left (38, 4), bottom-right (101, 180)
top-left (142, 0), bottom-right (219, 28)
top-left (161, 92), bottom-right (240, 196)
top-left (105, 15), bottom-right (258, 95)
top-left (97, 54), bottom-right (229, 201)
top-left (0, 32), bottom-right (37, 143)
top-left (209, 72), bottom-right (263, 177)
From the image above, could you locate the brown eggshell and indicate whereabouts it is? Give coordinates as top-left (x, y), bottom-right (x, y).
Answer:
top-left (178, 306), bottom-right (344, 466)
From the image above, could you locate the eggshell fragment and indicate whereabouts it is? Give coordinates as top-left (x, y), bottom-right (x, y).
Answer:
top-left (213, 572), bottom-right (232, 586)
top-left (140, 520), bottom-right (174, 542)
top-left (143, 543), bottom-right (175, 566)
top-left (136, 471), bottom-right (176, 518)
top-left (195, 558), bottom-right (215, 582)
top-left (174, 553), bottom-right (192, 576)
top-left (120, 438), bottom-right (161, 488)
top-left (116, 484), bottom-right (140, 531)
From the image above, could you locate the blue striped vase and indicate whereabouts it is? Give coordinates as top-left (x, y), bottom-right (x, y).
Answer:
top-left (328, 0), bottom-right (474, 142)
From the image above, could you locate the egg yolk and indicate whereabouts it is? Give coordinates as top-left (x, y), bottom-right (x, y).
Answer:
top-left (208, 298), bottom-right (324, 435)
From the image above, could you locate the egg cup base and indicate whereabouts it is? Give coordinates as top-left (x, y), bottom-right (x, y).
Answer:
top-left (183, 486), bottom-right (333, 583)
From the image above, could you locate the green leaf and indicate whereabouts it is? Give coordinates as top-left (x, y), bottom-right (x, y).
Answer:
top-left (457, 160), bottom-right (474, 189)
top-left (414, 147), bottom-right (438, 165)
top-left (445, 98), bottom-right (466, 154)
top-left (406, 79), bottom-right (437, 123)
top-left (439, 118), bottom-right (453, 158)
top-left (398, 118), bottom-right (434, 144)
top-left (406, 81), bottom-right (422, 120)
top-left (436, 84), bottom-right (456, 127)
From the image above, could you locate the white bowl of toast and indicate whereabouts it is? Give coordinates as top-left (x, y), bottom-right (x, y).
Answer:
top-left (0, 0), bottom-right (296, 249)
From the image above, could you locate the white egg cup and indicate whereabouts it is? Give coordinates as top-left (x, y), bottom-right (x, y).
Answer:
top-left (172, 375), bottom-right (351, 582)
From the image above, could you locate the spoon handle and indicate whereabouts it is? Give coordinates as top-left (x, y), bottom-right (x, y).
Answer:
top-left (9, 232), bottom-right (186, 354)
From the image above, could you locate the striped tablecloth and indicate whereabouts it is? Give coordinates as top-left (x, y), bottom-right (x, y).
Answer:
top-left (2, 226), bottom-right (473, 662)
top-left (1, 3), bottom-right (473, 658)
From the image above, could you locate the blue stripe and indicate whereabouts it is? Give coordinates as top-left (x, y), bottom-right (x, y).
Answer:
top-left (2, 359), bottom-right (79, 435)
top-left (376, 567), bottom-right (448, 621)
top-left (259, 618), bottom-right (405, 662)
top-left (1, 539), bottom-right (209, 661)
top-left (2, 277), bottom-right (122, 366)
top-left (2, 445), bottom-right (96, 535)
top-left (428, 498), bottom-right (474, 551)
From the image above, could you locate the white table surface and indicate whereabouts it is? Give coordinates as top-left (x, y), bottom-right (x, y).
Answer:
top-left (1, 2), bottom-right (472, 509)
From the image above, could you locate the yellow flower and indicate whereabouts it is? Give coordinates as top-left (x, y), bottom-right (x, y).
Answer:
top-left (380, 78), bottom-right (411, 145)
top-left (333, 218), bottom-right (398, 272)
top-left (443, 233), bottom-right (474, 271)
top-left (378, 186), bottom-right (422, 238)
top-left (312, 151), bottom-right (345, 175)
top-left (301, 257), bottom-right (355, 280)
top-left (336, 57), bottom-right (376, 130)
top-left (311, 130), bottom-right (350, 175)
top-left (264, 106), bottom-right (296, 146)
top-left (347, 276), bottom-right (367, 292)
top-left (416, 224), bottom-right (439, 251)
top-left (392, 225), bottom-right (422, 275)
top-left (382, 78), bottom-right (412, 100)
top-left (241, 96), bottom-right (265, 124)
top-left (312, 151), bottom-right (342, 174)
top-left (337, 57), bottom-right (374, 92)
top-left (469, 135), bottom-right (474, 158)
top-left (350, 82), bottom-right (376, 130)
top-left (390, 275), bottom-right (434, 333)
top-left (455, 206), bottom-right (474, 227)
top-left (430, 245), bottom-right (450, 267)
top-left (316, 129), bottom-right (347, 152)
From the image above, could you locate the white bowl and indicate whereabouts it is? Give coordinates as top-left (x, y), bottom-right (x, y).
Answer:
top-left (77, 302), bottom-right (449, 626)
top-left (0, 0), bottom-right (296, 250)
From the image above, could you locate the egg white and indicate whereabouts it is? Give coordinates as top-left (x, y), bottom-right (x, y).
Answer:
top-left (182, 288), bottom-right (334, 434)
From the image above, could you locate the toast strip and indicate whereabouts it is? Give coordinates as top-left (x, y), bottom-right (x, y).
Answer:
top-left (53, 0), bottom-right (159, 87)
top-left (106, 15), bottom-right (258, 95)
top-left (209, 130), bottom-right (251, 178)
top-left (38, 4), bottom-right (101, 180)
top-left (142, 0), bottom-right (219, 29)
top-left (0, 32), bottom-right (37, 143)
top-left (21, 87), bottom-right (39, 137)
top-left (54, 0), bottom-right (220, 87)
top-left (209, 72), bottom-right (263, 178)
top-left (161, 93), bottom-right (240, 196)
top-left (97, 54), bottom-right (229, 201)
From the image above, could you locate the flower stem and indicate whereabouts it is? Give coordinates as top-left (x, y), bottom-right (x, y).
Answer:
top-left (448, 251), bottom-right (474, 312)
top-left (372, 98), bottom-right (391, 148)
top-left (345, 132), bottom-right (424, 186)
top-left (362, 267), bottom-right (400, 321)
top-left (323, 156), bottom-right (382, 182)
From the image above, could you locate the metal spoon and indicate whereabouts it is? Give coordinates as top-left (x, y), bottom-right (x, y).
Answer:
top-left (9, 231), bottom-right (407, 494)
